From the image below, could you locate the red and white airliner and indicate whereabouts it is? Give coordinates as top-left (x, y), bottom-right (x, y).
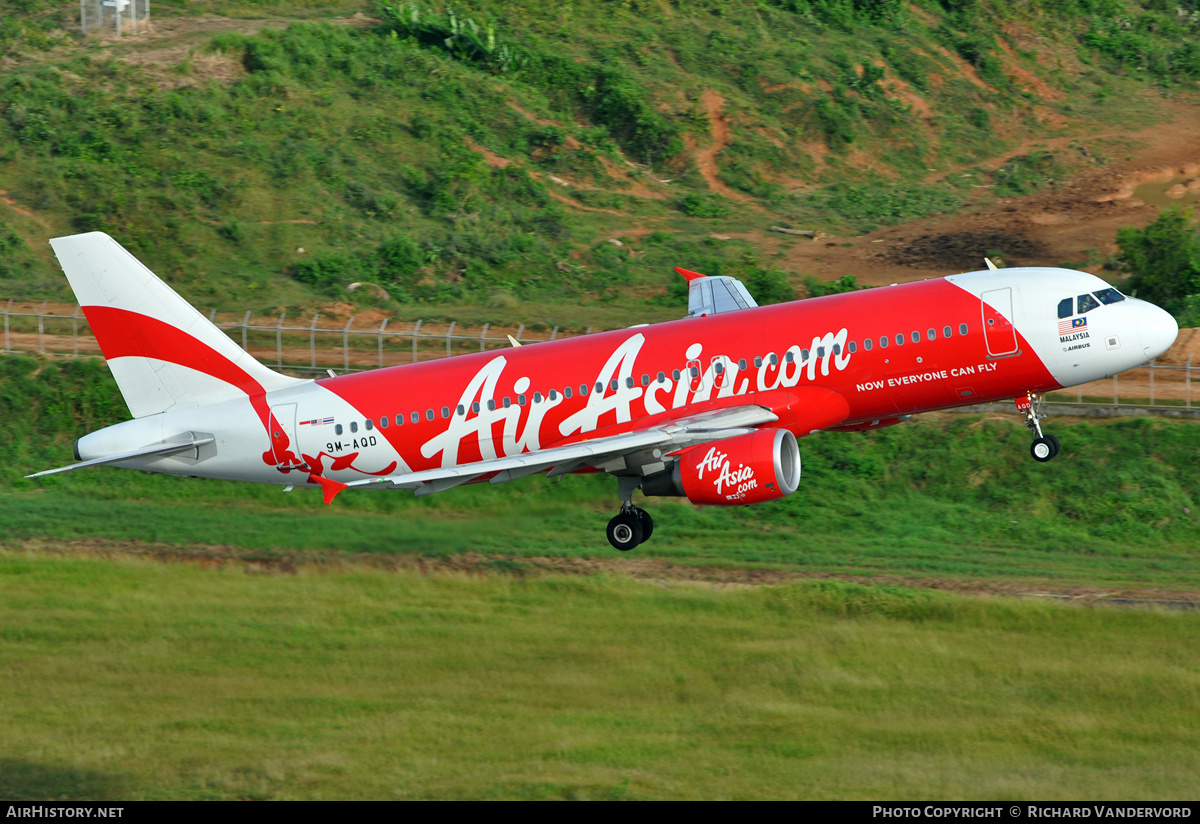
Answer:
top-left (32, 232), bottom-right (1178, 550)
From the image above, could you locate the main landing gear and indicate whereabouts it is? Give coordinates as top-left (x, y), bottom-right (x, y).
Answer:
top-left (607, 476), bottom-right (655, 551)
top-left (1020, 392), bottom-right (1061, 463)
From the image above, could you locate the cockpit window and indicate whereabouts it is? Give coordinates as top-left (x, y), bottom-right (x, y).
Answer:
top-left (1094, 287), bottom-right (1125, 305)
top-left (1057, 298), bottom-right (1073, 319)
top-left (1077, 293), bottom-right (1100, 314)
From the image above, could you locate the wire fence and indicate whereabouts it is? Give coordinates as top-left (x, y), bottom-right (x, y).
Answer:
top-left (2, 299), bottom-right (1197, 412)
top-left (0, 299), bottom-right (587, 375)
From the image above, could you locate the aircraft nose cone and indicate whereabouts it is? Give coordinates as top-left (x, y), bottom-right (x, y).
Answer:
top-left (1138, 304), bottom-right (1178, 359)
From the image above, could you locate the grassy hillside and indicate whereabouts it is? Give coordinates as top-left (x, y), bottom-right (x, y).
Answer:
top-left (5, 355), bottom-right (1200, 592)
top-left (0, 0), bottom-right (1197, 327)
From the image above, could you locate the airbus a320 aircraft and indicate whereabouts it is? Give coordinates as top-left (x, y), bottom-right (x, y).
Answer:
top-left (31, 232), bottom-right (1178, 550)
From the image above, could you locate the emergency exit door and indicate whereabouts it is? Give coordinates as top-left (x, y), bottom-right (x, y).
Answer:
top-left (980, 288), bottom-right (1018, 357)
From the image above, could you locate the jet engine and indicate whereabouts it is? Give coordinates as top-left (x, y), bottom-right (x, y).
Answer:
top-left (642, 428), bottom-right (801, 506)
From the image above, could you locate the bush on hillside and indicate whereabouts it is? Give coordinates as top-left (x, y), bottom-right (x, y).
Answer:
top-left (1116, 207), bottom-right (1200, 318)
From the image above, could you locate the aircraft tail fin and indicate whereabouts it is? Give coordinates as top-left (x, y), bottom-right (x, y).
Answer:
top-left (49, 232), bottom-right (305, 418)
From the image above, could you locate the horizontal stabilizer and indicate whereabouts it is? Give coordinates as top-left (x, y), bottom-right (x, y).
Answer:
top-left (26, 435), bottom-right (215, 478)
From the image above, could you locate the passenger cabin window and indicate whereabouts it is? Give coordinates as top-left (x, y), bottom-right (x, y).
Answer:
top-left (657, 371), bottom-right (666, 383)
top-left (425, 409), bottom-right (434, 421)
top-left (926, 328), bottom-right (936, 341)
top-left (350, 421), bottom-right (358, 433)
top-left (1078, 294), bottom-right (1100, 314)
top-left (672, 369), bottom-right (681, 381)
top-left (563, 387), bottom-right (572, 399)
top-left (879, 336), bottom-right (888, 349)
top-left (472, 402), bottom-right (481, 414)
top-left (335, 424), bottom-right (344, 435)
top-left (1057, 298), bottom-right (1073, 319)
top-left (411, 411), bottom-right (419, 424)
top-left (596, 382), bottom-right (604, 394)
top-left (943, 326), bottom-right (952, 338)
top-left (549, 390), bottom-right (558, 401)
top-left (754, 356), bottom-right (763, 368)
top-left (580, 384), bottom-right (588, 396)
top-left (380, 417), bottom-right (388, 429)
top-left (364, 419), bottom-right (373, 431)
top-left (487, 400), bottom-right (496, 411)
top-left (785, 351), bottom-right (795, 363)
top-left (738, 359), bottom-right (747, 370)
top-left (1094, 287), bottom-right (1126, 305)
top-left (864, 338), bottom-right (872, 351)
top-left (895, 334), bottom-right (905, 346)
top-left (833, 343), bottom-right (842, 355)
top-left (457, 404), bottom-right (466, 416)
top-left (395, 415), bottom-right (403, 427)
top-left (769, 353), bottom-right (779, 366)
top-left (611, 379), bottom-right (620, 391)
top-left (502, 397), bottom-right (511, 408)
top-left (911, 331), bottom-right (920, 343)
top-left (519, 395), bottom-right (527, 406)
top-left (641, 374), bottom-right (651, 385)
top-left (441, 406), bottom-right (450, 418)
top-left (848, 341), bottom-right (857, 353)
top-left (534, 392), bottom-right (543, 404)
top-left (959, 323), bottom-right (968, 335)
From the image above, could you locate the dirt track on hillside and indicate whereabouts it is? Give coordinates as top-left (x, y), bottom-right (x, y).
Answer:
top-left (761, 99), bottom-right (1200, 286)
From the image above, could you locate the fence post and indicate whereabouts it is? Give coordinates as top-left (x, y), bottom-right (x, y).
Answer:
top-left (378, 318), bottom-right (389, 368)
top-left (550, 326), bottom-right (558, 341)
top-left (38, 300), bottom-right (46, 353)
top-left (276, 313), bottom-right (286, 368)
top-left (515, 324), bottom-right (525, 343)
top-left (1188, 354), bottom-right (1193, 410)
top-left (479, 323), bottom-right (489, 353)
top-left (1149, 358), bottom-right (1156, 406)
top-left (209, 309), bottom-right (217, 322)
top-left (4, 299), bottom-right (12, 352)
top-left (446, 321), bottom-right (456, 358)
top-left (1077, 383), bottom-right (1082, 403)
top-left (342, 315), bottom-right (355, 373)
top-left (1113, 373), bottom-right (1118, 407)
top-left (240, 310), bottom-right (252, 352)
top-left (309, 314), bottom-right (320, 369)
top-left (72, 305), bottom-right (81, 356)
top-left (412, 320), bottom-right (422, 363)
top-left (586, 326), bottom-right (592, 335)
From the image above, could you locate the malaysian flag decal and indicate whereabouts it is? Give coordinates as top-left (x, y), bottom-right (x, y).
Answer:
top-left (1058, 316), bottom-right (1087, 335)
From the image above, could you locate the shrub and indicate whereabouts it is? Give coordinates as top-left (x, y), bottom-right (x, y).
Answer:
top-left (1116, 207), bottom-right (1200, 317)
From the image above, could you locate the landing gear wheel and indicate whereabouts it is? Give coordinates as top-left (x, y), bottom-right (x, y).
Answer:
top-left (607, 512), bottom-right (644, 552)
top-left (1031, 437), bottom-right (1056, 462)
top-left (636, 508), bottom-right (654, 542)
top-left (1047, 434), bottom-right (1061, 457)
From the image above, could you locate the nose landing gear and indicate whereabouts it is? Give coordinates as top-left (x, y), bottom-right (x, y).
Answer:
top-left (1018, 392), bottom-right (1060, 462)
top-left (607, 476), bottom-right (654, 551)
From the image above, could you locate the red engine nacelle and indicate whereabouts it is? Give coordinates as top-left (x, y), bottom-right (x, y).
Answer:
top-left (642, 428), bottom-right (801, 506)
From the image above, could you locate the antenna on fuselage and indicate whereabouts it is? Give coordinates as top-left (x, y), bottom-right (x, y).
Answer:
top-left (985, 257), bottom-right (999, 271)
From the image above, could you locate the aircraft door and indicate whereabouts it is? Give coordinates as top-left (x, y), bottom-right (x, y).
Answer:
top-left (267, 403), bottom-right (306, 470)
top-left (981, 288), bottom-right (1018, 357)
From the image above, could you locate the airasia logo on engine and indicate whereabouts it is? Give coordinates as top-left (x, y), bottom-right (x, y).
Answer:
top-left (695, 446), bottom-right (758, 500)
top-left (678, 430), bottom-right (794, 507)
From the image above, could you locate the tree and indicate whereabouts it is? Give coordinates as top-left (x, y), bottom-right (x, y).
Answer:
top-left (1116, 207), bottom-right (1200, 316)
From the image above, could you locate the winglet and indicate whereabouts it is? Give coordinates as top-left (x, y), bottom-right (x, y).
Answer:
top-left (308, 473), bottom-right (348, 505)
top-left (674, 267), bottom-right (707, 282)
top-left (985, 257), bottom-right (998, 271)
top-left (506, 334), bottom-right (522, 348)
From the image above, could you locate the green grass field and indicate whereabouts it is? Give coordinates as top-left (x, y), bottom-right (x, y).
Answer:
top-left (3, 357), bottom-right (1200, 798)
top-left (2, 554), bottom-right (1199, 800)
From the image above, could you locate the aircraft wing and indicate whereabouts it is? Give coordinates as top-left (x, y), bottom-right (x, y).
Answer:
top-left (340, 403), bottom-right (779, 498)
